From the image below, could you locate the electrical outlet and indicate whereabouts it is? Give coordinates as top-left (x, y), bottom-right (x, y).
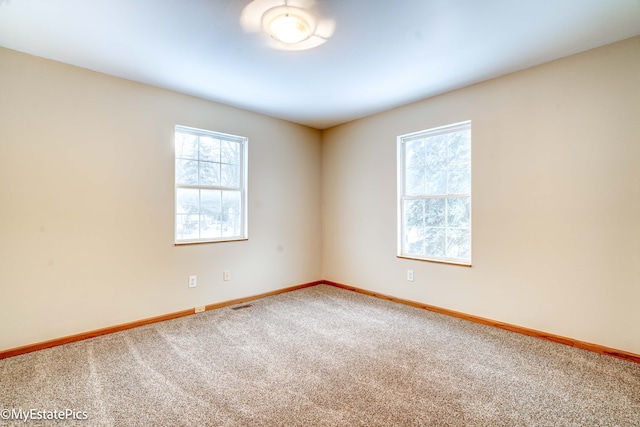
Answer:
top-left (223, 271), bottom-right (230, 281)
top-left (407, 270), bottom-right (414, 282)
top-left (189, 275), bottom-right (197, 288)
top-left (195, 306), bottom-right (205, 313)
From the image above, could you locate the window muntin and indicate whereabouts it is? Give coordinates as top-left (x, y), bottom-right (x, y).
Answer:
top-left (398, 121), bottom-right (471, 265)
top-left (175, 126), bottom-right (247, 244)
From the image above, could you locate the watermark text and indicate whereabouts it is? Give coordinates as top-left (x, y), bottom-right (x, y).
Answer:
top-left (1, 408), bottom-right (88, 422)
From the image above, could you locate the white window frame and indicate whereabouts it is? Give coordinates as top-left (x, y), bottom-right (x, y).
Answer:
top-left (174, 125), bottom-right (248, 244)
top-left (397, 121), bottom-right (472, 266)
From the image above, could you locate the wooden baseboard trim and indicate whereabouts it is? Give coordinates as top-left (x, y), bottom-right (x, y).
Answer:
top-left (0, 280), bottom-right (322, 360)
top-left (204, 280), bottom-right (321, 311)
top-left (322, 280), bottom-right (640, 365)
top-left (4, 279), bottom-right (637, 365)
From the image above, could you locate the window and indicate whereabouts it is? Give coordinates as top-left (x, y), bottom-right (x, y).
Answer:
top-left (175, 126), bottom-right (248, 244)
top-left (397, 121), bottom-right (471, 265)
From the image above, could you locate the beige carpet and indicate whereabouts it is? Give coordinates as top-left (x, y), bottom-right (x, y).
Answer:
top-left (1, 284), bottom-right (639, 426)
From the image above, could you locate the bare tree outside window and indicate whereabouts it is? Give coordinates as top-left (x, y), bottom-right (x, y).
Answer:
top-left (175, 126), bottom-right (248, 244)
top-left (398, 121), bottom-right (471, 265)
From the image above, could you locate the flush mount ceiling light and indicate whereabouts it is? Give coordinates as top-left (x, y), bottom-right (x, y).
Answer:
top-left (240, 0), bottom-right (335, 51)
top-left (260, 5), bottom-right (317, 45)
top-left (267, 13), bottom-right (311, 44)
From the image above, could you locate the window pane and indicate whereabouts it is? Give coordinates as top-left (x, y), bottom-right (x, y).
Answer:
top-left (199, 137), bottom-right (220, 162)
top-left (406, 140), bottom-right (425, 169)
top-left (424, 198), bottom-right (445, 227)
top-left (200, 189), bottom-right (221, 214)
top-left (199, 161), bottom-right (220, 186)
top-left (200, 214), bottom-right (221, 239)
top-left (221, 141), bottom-right (240, 165)
top-left (405, 227), bottom-right (424, 256)
top-left (424, 227), bottom-right (446, 258)
top-left (447, 130), bottom-right (471, 165)
top-left (406, 168), bottom-right (425, 195)
top-left (425, 161), bottom-right (447, 195)
top-left (424, 134), bottom-right (448, 194)
top-left (176, 188), bottom-right (199, 214)
top-left (447, 228), bottom-right (470, 259)
top-left (176, 159), bottom-right (198, 185)
top-left (176, 214), bottom-right (199, 240)
top-left (447, 197), bottom-right (470, 228)
top-left (175, 133), bottom-right (198, 159)
top-left (222, 190), bottom-right (241, 237)
top-left (404, 199), bottom-right (424, 227)
top-left (447, 162), bottom-right (470, 194)
top-left (221, 164), bottom-right (239, 187)
top-left (426, 134), bottom-right (447, 163)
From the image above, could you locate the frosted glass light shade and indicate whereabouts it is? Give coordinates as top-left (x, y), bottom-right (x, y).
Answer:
top-left (268, 13), bottom-right (311, 44)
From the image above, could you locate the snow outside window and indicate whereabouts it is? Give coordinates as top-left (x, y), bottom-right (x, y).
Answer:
top-left (175, 126), bottom-right (248, 244)
top-left (398, 121), bottom-right (471, 265)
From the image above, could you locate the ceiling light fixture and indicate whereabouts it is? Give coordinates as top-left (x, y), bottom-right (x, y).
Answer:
top-left (268, 13), bottom-right (311, 44)
top-left (240, 0), bottom-right (335, 51)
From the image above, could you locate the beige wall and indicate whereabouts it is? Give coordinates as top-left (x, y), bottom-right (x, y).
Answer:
top-left (2, 37), bottom-right (639, 355)
top-left (322, 37), bottom-right (640, 354)
top-left (0, 48), bottom-right (323, 351)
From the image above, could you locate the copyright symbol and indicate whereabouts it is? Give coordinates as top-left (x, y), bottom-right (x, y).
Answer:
top-left (1, 409), bottom-right (10, 419)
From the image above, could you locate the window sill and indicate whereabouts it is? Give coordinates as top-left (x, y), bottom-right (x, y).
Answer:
top-left (397, 255), bottom-right (472, 267)
top-left (175, 238), bottom-right (248, 246)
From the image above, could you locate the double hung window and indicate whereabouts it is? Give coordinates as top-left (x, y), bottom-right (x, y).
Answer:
top-left (175, 126), bottom-right (248, 244)
top-left (398, 121), bottom-right (471, 265)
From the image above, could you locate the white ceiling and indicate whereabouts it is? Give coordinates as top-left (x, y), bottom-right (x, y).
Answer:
top-left (1, 0), bottom-right (639, 129)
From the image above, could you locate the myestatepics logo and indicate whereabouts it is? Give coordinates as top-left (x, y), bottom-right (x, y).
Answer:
top-left (1, 408), bottom-right (88, 422)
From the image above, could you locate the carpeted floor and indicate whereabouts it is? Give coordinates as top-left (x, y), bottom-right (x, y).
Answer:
top-left (1, 284), bottom-right (639, 426)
